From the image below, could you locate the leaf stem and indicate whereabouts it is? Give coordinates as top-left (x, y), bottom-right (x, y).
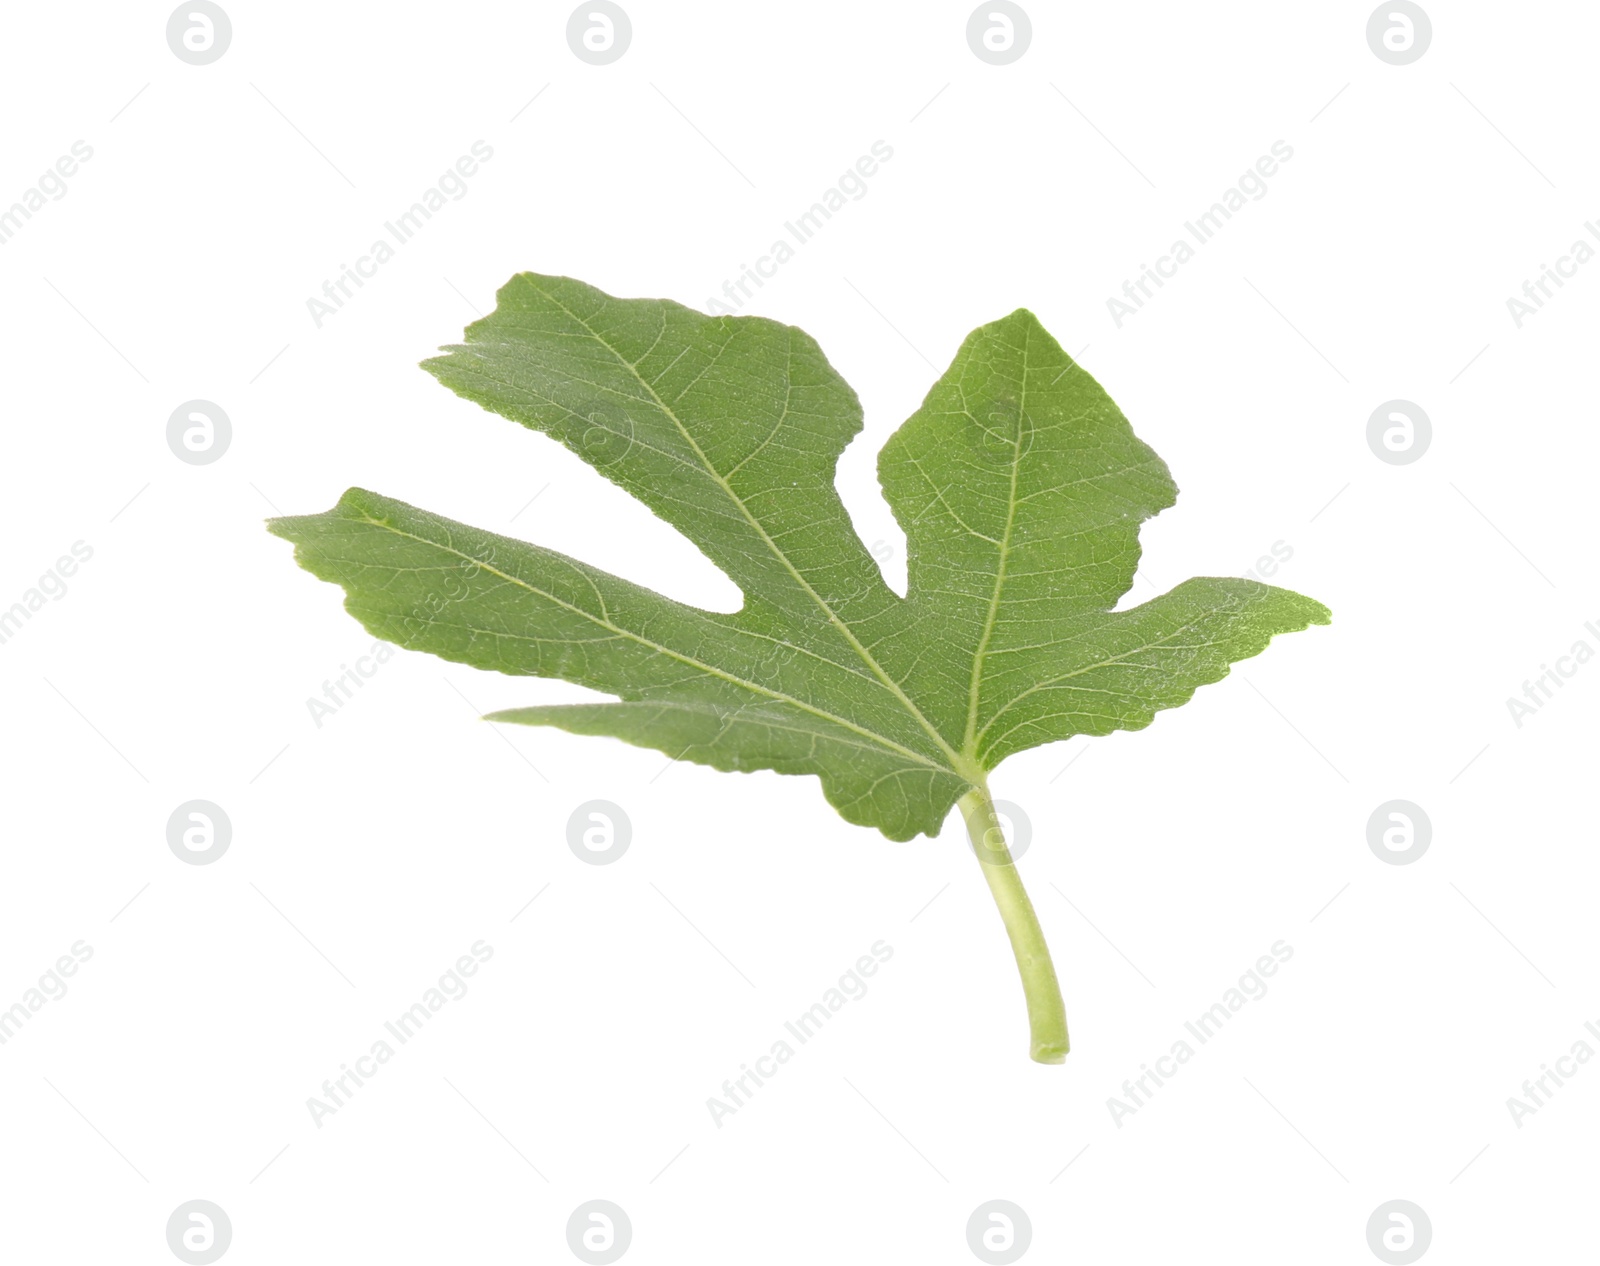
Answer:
top-left (959, 785), bottom-right (1069, 1063)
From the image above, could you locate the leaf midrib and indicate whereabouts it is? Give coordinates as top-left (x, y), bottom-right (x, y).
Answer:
top-left (502, 699), bottom-right (947, 764)
top-left (962, 321), bottom-right (1030, 758)
top-left (536, 281), bottom-right (969, 773)
top-left (351, 513), bottom-right (953, 777)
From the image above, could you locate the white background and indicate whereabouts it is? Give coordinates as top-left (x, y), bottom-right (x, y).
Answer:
top-left (1, 1), bottom-right (1594, 1262)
